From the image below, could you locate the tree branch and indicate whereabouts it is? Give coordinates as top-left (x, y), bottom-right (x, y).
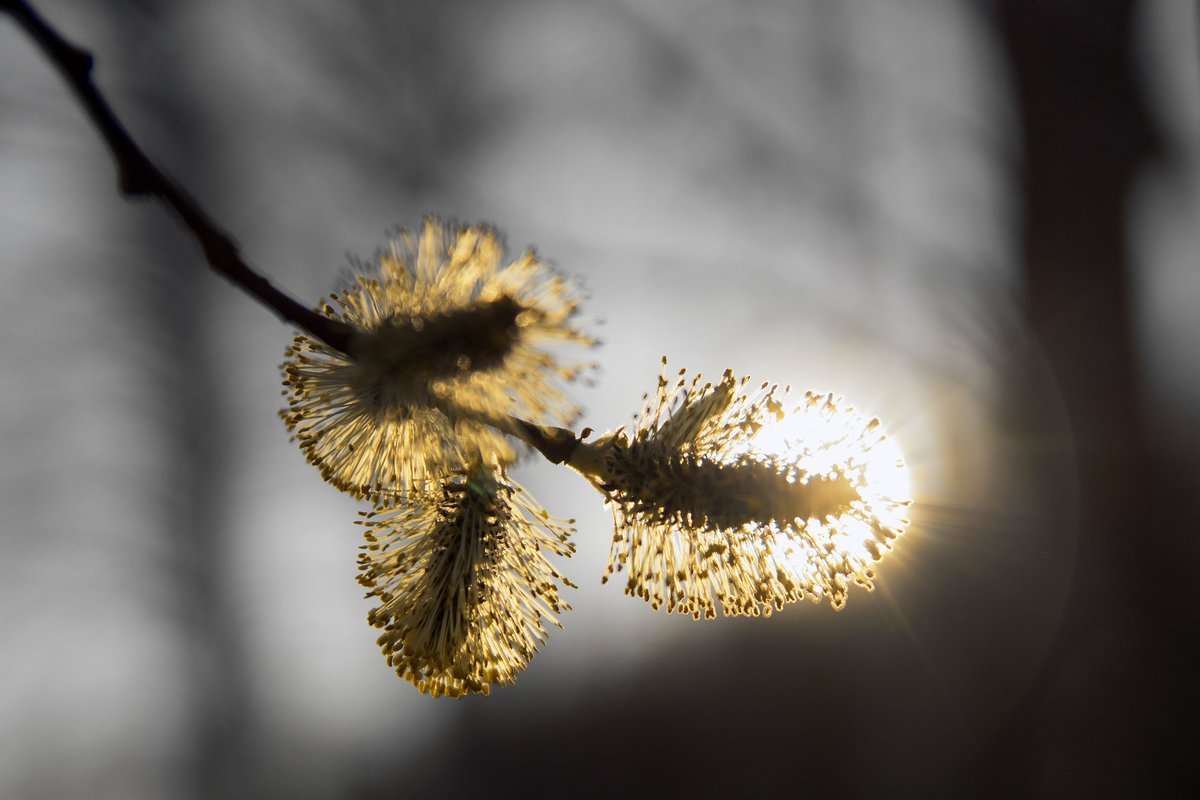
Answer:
top-left (3, 0), bottom-right (590, 463)
top-left (2, 0), bottom-right (356, 354)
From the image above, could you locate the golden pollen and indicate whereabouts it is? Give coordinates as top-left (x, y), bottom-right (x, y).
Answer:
top-left (357, 460), bottom-right (576, 698)
top-left (572, 360), bottom-right (911, 618)
top-left (280, 219), bottom-right (596, 499)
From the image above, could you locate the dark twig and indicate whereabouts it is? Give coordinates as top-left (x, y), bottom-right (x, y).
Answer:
top-left (510, 419), bottom-right (582, 465)
top-left (3, 0), bottom-right (586, 465)
top-left (437, 396), bottom-right (583, 464)
top-left (1, 0), bottom-right (356, 354)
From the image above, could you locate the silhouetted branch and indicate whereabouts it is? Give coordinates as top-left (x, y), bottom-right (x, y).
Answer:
top-left (1, 0), bottom-right (355, 354)
top-left (506, 418), bottom-right (582, 464)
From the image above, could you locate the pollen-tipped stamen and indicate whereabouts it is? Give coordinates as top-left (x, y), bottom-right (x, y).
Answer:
top-left (356, 460), bottom-right (576, 697)
top-left (570, 360), bottom-right (910, 618)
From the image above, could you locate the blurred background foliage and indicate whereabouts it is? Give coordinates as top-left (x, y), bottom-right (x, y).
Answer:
top-left (0, 0), bottom-right (1196, 797)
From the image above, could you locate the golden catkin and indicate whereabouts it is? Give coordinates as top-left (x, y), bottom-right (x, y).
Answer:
top-left (571, 359), bottom-right (911, 618)
top-left (356, 460), bottom-right (576, 698)
top-left (281, 219), bottom-right (595, 500)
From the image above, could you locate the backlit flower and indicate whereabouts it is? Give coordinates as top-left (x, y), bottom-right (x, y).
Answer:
top-left (281, 219), bottom-right (594, 499)
top-left (569, 359), bottom-right (910, 618)
top-left (357, 460), bottom-right (576, 698)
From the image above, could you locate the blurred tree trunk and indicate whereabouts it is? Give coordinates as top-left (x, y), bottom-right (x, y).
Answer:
top-left (117, 5), bottom-right (253, 797)
top-left (967, 2), bottom-right (1195, 793)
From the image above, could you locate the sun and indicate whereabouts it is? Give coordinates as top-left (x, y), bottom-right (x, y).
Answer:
top-left (744, 390), bottom-right (912, 599)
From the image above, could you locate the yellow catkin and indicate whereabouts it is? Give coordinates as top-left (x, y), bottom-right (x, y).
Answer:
top-left (281, 218), bottom-right (595, 500)
top-left (572, 359), bottom-right (910, 618)
top-left (356, 460), bottom-right (576, 698)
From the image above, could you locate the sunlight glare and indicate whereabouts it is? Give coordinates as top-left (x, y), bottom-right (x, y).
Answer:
top-left (746, 391), bottom-right (912, 598)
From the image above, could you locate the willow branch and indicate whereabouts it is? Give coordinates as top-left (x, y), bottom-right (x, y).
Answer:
top-left (507, 418), bottom-right (584, 465)
top-left (2, 0), bottom-right (355, 354)
top-left (7, 0), bottom-right (584, 458)
top-left (447, 404), bottom-right (583, 466)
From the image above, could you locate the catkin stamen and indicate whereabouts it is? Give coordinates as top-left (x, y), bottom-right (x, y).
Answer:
top-left (280, 219), bottom-right (595, 499)
top-left (577, 360), bottom-right (910, 618)
top-left (357, 461), bottom-right (576, 698)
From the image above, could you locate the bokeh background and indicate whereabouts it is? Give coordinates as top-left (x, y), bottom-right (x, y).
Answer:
top-left (2, 1), bottom-right (1197, 797)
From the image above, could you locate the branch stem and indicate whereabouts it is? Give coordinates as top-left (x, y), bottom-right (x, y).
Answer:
top-left (455, 406), bottom-right (582, 466)
top-left (4, 0), bottom-right (583, 463)
top-left (2, 0), bottom-right (355, 353)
